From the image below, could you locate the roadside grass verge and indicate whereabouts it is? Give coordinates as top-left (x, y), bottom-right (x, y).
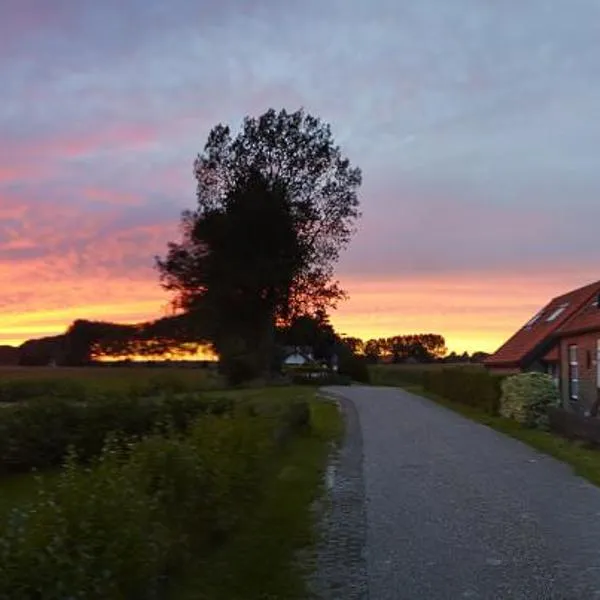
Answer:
top-left (401, 384), bottom-right (600, 487)
top-left (172, 392), bottom-right (343, 600)
top-left (0, 385), bottom-right (342, 599)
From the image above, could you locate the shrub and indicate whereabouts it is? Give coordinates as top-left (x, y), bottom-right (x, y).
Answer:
top-left (0, 393), bottom-right (235, 474)
top-left (423, 368), bottom-right (505, 415)
top-left (0, 400), bottom-right (310, 599)
top-left (500, 372), bottom-right (561, 428)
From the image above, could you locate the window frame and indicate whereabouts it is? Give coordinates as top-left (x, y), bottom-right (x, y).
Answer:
top-left (547, 303), bottom-right (569, 322)
top-left (525, 311), bottom-right (543, 327)
top-left (568, 344), bottom-right (579, 400)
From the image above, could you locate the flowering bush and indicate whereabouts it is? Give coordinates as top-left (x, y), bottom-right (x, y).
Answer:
top-left (500, 372), bottom-right (561, 428)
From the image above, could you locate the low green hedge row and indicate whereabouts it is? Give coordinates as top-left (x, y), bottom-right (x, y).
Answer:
top-left (423, 368), bottom-right (506, 415)
top-left (369, 365), bottom-right (506, 415)
top-left (0, 393), bottom-right (234, 475)
top-left (0, 400), bottom-right (310, 599)
top-left (368, 365), bottom-right (429, 387)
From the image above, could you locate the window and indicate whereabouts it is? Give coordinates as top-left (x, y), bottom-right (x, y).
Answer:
top-left (547, 303), bottom-right (569, 322)
top-left (569, 345), bottom-right (579, 400)
top-left (525, 311), bottom-right (543, 327)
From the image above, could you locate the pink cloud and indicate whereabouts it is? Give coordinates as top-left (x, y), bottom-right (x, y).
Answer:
top-left (83, 187), bottom-right (145, 206)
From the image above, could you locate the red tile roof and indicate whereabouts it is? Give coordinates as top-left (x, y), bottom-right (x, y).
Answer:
top-left (558, 293), bottom-right (600, 336)
top-left (485, 280), bottom-right (600, 368)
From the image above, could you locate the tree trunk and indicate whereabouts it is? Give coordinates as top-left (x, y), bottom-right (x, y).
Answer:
top-left (261, 310), bottom-right (277, 381)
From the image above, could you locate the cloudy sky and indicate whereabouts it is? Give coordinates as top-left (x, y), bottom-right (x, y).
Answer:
top-left (2, 0), bottom-right (600, 352)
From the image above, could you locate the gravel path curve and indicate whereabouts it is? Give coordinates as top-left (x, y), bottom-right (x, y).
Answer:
top-left (313, 385), bottom-right (600, 600)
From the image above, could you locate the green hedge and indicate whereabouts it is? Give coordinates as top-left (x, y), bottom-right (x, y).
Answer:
top-left (423, 368), bottom-right (505, 415)
top-left (368, 365), bottom-right (430, 387)
top-left (0, 393), bottom-right (234, 475)
top-left (0, 400), bottom-right (309, 599)
top-left (370, 365), bottom-right (505, 415)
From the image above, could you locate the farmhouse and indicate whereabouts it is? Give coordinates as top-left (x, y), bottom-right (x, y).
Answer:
top-left (282, 346), bottom-right (315, 367)
top-left (485, 279), bottom-right (600, 413)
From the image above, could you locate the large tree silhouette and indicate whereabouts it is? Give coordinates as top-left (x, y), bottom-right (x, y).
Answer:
top-left (157, 108), bottom-right (362, 380)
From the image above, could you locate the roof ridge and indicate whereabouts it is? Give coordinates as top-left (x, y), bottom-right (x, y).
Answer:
top-left (552, 279), bottom-right (600, 302)
top-left (557, 280), bottom-right (600, 335)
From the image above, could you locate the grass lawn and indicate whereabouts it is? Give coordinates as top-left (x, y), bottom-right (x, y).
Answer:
top-left (402, 384), bottom-right (600, 487)
top-left (172, 390), bottom-right (342, 600)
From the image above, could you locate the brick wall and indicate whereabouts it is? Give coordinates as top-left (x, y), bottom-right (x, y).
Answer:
top-left (560, 332), bottom-right (600, 413)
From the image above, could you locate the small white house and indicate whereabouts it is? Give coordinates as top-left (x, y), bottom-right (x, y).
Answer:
top-left (283, 347), bottom-right (314, 366)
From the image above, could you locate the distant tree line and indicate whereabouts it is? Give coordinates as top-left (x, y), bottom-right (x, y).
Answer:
top-left (341, 334), bottom-right (489, 365)
top-left (17, 315), bottom-right (207, 367)
top-left (14, 311), bottom-right (353, 370)
top-left (13, 317), bottom-right (489, 371)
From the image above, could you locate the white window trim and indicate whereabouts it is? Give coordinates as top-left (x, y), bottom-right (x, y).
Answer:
top-left (547, 303), bottom-right (569, 322)
top-left (525, 311), bottom-right (543, 328)
top-left (569, 344), bottom-right (579, 400)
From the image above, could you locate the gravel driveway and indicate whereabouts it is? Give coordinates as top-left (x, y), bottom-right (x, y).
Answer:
top-left (311, 385), bottom-right (600, 600)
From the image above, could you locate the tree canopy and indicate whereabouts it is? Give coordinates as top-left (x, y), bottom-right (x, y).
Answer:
top-left (156, 108), bottom-right (362, 381)
top-left (158, 108), bottom-right (362, 323)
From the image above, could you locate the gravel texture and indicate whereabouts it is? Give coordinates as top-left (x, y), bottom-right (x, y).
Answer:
top-left (307, 391), bottom-right (369, 599)
top-left (313, 385), bottom-right (600, 600)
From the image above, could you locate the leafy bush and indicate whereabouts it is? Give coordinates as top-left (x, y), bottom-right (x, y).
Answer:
top-left (0, 401), bottom-right (309, 599)
top-left (423, 368), bottom-right (505, 415)
top-left (500, 372), bottom-right (560, 428)
top-left (0, 394), bottom-right (234, 474)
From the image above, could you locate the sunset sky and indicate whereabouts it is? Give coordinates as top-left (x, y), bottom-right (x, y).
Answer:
top-left (2, 0), bottom-right (600, 354)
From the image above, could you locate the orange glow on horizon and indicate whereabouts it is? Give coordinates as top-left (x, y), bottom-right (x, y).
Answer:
top-left (97, 347), bottom-right (217, 363)
top-left (3, 269), bottom-right (597, 356)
